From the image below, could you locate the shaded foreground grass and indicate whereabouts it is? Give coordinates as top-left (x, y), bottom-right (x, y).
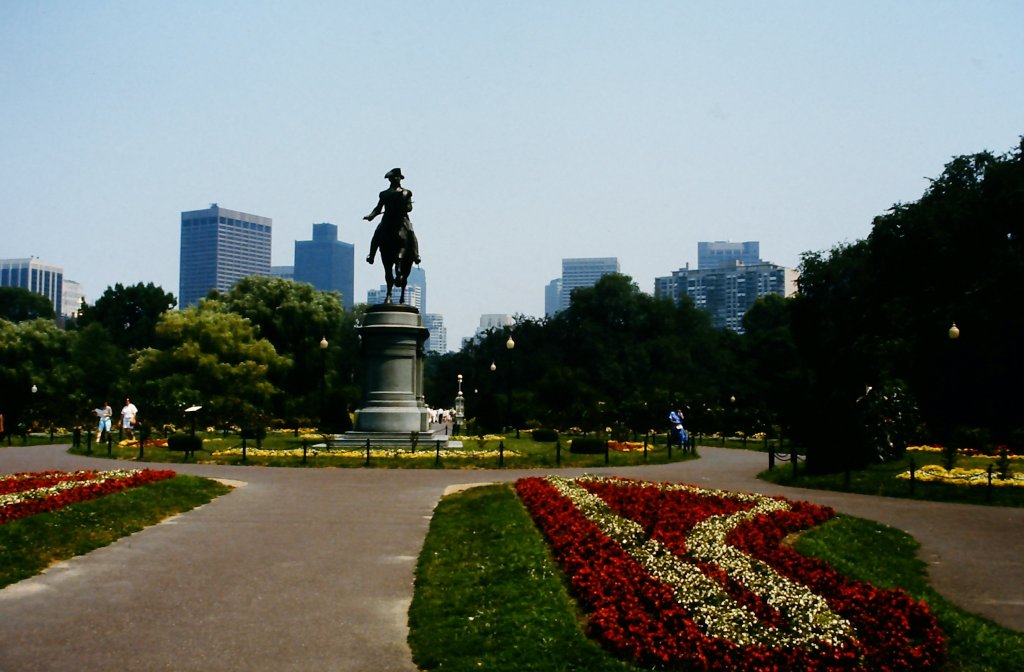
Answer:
top-left (410, 484), bottom-right (1024, 672)
top-left (759, 451), bottom-right (1024, 508)
top-left (0, 475), bottom-right (232, 588)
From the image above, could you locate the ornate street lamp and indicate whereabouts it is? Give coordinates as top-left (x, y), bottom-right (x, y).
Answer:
top-left (319, 336), bottom-right (329, 430)
top-left (948, 322), bottom-right (960, 340)
top-left (505, 335), bottom-right (516, 434)
top-left (454, 374), bottom-right (465, 434)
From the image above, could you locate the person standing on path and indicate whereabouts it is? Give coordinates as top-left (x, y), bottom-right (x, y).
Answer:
top-left (669, 406), bottom-right (687, 450)
top-left (95, 402), bottom-right (112, 443)
top-left (121, 398), bottom-right (138, 441)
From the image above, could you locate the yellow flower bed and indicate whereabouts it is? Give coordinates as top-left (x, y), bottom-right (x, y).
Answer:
top-left (907, 445), bottom-right (1024, 459)
top-left (896, 464), bottom-right (1024, 487)
top-left (210, 446), bottom-right (520, 459)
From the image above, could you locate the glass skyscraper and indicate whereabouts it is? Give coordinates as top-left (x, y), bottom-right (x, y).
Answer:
top-left (294, 223), bottom-right (355, 310)
top-left (697, 241), bottom-right (761, 270)
top-left (179, 204), bottom-right (272, 307)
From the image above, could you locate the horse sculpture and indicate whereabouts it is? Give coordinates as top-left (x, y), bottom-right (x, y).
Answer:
top-left (378, 218), bottom-right (417, 304)
top-left (364, 168), bottom-right (421, 305)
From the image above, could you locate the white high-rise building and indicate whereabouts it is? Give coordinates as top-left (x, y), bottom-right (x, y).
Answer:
top-left (655, 242), bottom-right (797, 334)
top-left (0, 257), bottom-right (64, 316)
top-left (422, 313), bottom-right (447, 354)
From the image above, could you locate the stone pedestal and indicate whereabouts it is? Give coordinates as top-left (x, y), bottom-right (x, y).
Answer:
top-left (351, 304), bottom-right (431, 435)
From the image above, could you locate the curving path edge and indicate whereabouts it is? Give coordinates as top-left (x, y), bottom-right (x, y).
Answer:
top-left (0, 445), bottom-right (1021, 671)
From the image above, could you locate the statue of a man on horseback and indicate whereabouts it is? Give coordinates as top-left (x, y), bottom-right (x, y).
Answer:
top-left (364, 168), bottom-right (421, 305)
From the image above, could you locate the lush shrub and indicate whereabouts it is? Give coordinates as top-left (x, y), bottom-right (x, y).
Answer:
top-left (167, 433), bottom-right (203, 453)
top-left (569, 437), bottom-right (606, 454)
top-left (240, 426), bottom-right (266, 440)
top-left (532, 428), bottom-right (558, 442)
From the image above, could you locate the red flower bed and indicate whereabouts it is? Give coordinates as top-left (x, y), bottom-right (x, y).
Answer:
top-left (516, 476), bottom-right (945, 671)
top-left (0, 469), bottom-right (177, 524)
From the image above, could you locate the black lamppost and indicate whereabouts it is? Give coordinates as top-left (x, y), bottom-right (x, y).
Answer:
top-left (454, 374), bottom-right (465, 434)
top-left (946, 322), bottom-right (960, 450)
top-left (30, 384), bottom-right (38, 438)
top-left (505, 334), bottom-right (515, 435)
top-left (489, 360), bottom-right (497, 430)
top-left (319, 336), bottom-right (329, 430)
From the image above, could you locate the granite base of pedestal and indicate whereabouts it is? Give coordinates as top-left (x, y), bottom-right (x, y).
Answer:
top-left (343, 303), bottom-right (439, 446)
top-left (330, 430), bottom-right (448, 449)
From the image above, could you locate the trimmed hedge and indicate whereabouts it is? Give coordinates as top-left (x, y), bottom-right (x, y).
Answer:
top-left (531, 428), bottom-right (558, 442)
top-left (569, 437), bottom-right (607, 454)
top-left (167, 433), bottom-right (203, 454)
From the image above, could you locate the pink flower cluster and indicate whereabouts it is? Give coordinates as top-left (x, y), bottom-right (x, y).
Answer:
top-left (515, 476), bottom-right (945, 671)
top-left (1, 469), bottom-right (177, 524)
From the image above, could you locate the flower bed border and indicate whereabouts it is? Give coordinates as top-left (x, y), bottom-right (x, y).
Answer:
top-left (1, 469), bottom-right (177, 524)
top-left (516, 475), bottom-right (945, 670)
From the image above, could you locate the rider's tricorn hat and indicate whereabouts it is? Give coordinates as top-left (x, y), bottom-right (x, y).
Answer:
top-left (385, 168), bottom-right (404, 180)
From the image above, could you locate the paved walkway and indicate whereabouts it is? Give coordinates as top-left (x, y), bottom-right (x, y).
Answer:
top-left (1, 445), bottom-right (1022, 671)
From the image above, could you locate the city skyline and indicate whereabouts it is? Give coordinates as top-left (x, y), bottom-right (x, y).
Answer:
top-left (3, 3), bottom-right (1021, 345)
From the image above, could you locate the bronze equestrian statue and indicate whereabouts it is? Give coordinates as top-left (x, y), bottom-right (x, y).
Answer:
top-left (364, 168), bottom-right (420, 305)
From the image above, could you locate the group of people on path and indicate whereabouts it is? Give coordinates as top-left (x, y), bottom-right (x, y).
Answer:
top-left (93, 398), bottom-right (138, 443)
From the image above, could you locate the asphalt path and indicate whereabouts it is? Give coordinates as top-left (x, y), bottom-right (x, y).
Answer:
top-left (1, 444), bottom-right (1021, 671)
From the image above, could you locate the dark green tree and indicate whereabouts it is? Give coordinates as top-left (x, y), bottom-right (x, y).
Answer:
top-left (791, 138), bottom-right (1024, 470)
top-left (740, 294), bottom-right (804, 441)
top-left (0, 287), bottom-right (55, 322)
top-left (0, 319), bottom-right (84, 436)
top-left (215, 276), bottom-right (359, 429)
top-left (78, 282), bottom-right (177, 351)
top-left (131, 304), bottom-right (290, 431)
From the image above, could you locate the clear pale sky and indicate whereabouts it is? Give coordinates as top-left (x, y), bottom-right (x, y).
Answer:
top-left (2, 2), bottom-right (1021, 347)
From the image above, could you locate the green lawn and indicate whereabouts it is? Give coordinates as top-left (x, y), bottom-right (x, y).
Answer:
top-left (759, 449), bottom-right (1024, 508)
top-left (0, 475), bottom-right (232, 588)
top-left (409, 483), bottom-right (1024, 671)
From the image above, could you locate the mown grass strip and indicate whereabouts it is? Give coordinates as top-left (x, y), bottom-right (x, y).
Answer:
top-left (411, 484), bottom-right (1024, 671)
top-left (795, 516), bottom-right (1024, 672)
top-left (408, 484), bottom-right (635, 671)
top-left (0, 475), bottom-right (232, 588)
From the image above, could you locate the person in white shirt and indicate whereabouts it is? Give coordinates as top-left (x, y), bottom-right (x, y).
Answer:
top-left (121, 398), bottom-right (139, 440)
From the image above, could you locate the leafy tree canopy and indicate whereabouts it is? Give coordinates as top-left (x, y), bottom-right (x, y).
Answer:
top-left (131, 304), bottom-right (290, 429)
top-left (79, 282), bottom-right (176, 351)
top-left (0, 287), bottom-right (54, 323)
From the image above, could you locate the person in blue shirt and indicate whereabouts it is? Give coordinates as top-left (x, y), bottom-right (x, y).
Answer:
top-left (668, 407), bottom-right (687, 450)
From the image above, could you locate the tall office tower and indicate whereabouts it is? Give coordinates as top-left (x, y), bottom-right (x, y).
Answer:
top-left (367, 284), bottom-right (423, 311)
top-left (558, 257), bottom-right (620, 313)
top-left (0, 257), bottom-right (63, 316)
top-left (407, 266), bottom-right (427, 315)
top-left (422, 313), bottom-right (447, 354)
top-left (655, 257), bottom-right (798, 334)
top-left (365, 265), bottom-right (427, 312)
top-left (294, 223), bottom-right (355, 310)
top-left (179, 204), bottom-right (272, 307)
top-left (544, 278), bottom-right (562, 317)
top-left (698, 241), bottom-right (761, 269)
